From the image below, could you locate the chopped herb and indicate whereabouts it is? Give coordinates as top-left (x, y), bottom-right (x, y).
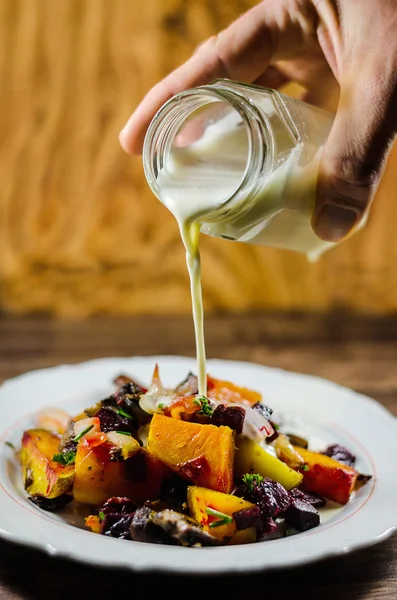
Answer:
top-left (242, 473), bottom-right (264, 490)
top-left (116, 407), bottom-right (133, 420)
top-left (72, 424), bottom-right (94, 443)
top-left (114, 431), bottom-right (132, 437)
top-left (98, 511), bottom-right (105, 521)
top-left (157, 403), bottom-right (165, 410)
top-left (209, 518), bottom-right (232, 528)
top-left (193, 396), bottom-right (214, 416)
top-left (273, 422), bottom-right (280, 431)
top-left (301, 464), bottom-right (309, 472)
top-left (205, 506), bottom-right (233, 527)
top-left (5, 441), bottom-right (16, 451)
top-left (52, 450), bottom-right (76, 466)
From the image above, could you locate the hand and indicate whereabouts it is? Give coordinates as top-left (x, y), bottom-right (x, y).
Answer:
top-left (119, 0), bottom-right (397, 242)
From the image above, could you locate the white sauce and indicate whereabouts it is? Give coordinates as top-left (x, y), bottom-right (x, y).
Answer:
top-left (157, 107), bottom-right (334, 395)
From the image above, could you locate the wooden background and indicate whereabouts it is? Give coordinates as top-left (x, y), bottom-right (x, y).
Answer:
top-left (1, 0), bottom-right (397, 317)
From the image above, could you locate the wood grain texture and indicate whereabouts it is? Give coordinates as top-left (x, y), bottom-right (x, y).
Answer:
top-left (0, 314), bottom-right (396, 598)
top-left (1, 0), bottom-right (397, 316)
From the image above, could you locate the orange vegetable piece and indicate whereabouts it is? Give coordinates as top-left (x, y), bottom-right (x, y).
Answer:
top-left (147, 414), bottom-right (235, 493)
top-left (207, 376), bottom-right (262, 406)
top-left (85, 515), bottom-right (101, 534)
top-left (163, 396), bottom-right (200, 421)
top-left (73, 436), bottom-right (169, 505)
top-left (187, 486), bottom-right (257, 545)
top-left (294, 447), bottom-right (358, 505)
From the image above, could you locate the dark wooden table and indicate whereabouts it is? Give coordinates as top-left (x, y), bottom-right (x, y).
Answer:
top-left (0, 314), bottom-right (396, 599)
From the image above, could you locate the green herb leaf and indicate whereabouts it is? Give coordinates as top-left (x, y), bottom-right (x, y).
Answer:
top-left (116, 407), bottom-right (133, 420)
top-left (205, 506), bottom-right (233, 526)
top-left (5, 441), bottom-right (16, 451)
top-left (157, 403), bottom-right (165, 410)
top-left (114, 431), bottom-right (132, 437)
top-left (273, 422), bottom-right (280, 431)
top-left (301, 464), bottom-right (309, 472)
top-left (98, 511), bottom-right (105, 521)
top-left (72, 424), bottom-right (94, 443)
top-left (209, 518), bottom-right (233, 528)
top-left (52, 450), bottom-right (76, 466)
top-left (242, 473), bottom-right (264, 490)
top-left (193, 396), bottom-right (214, 416)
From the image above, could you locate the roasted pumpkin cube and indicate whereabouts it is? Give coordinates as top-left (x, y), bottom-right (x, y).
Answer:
top-left (73, 432), bottom-right (169, 505)
top-left (234, 436), bottom-right (303, 490)
top-left (20, 429), bottom-right (74, 499)
top-left (147, 414), bottom-right (235, 493)
top-left (187, 486), bottom-right (257, 544)
top-left (293, 446), bottom-right (358, 505)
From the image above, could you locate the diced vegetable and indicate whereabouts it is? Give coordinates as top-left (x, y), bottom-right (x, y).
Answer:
top-left (20, 429), bottom-right (75, 499)
top-left (234, 436), bottom-right (303, 490)
top-left (285, 498), bottom-right (320, 531)
top-left (147, 414), bottom-right (235, 493)
top-left (106, 432), bottom-right (140, 460)
top-left (187, 486), bottom-right (257, 544)
top-left (293, 446), bottom-right (358, 505)
top-left (207, 376), bottom-right (262, 406)
top-left (73, 434), bottom-right (169, 505)
top-left (274, 434), bottom-right (306, 469)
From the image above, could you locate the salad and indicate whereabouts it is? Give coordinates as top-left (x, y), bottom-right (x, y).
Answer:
top-left (19, 366), bottom-right (371, 547)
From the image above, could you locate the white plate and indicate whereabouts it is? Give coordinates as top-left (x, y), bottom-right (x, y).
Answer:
top-left (0, 355), bottom-right (396, 574)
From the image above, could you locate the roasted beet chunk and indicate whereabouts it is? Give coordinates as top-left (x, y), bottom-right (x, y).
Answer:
top-left (233, 505), bottom-right (262, 532)
top-left (322, 444), bottom-right (356, 467)
top-left (96, 406), bottom-right (137, 434)
top-left (29, 494), bottom-right (73, 512)
top-left (285, 498), bottom-right (320, 532)
top-left (99, 496), bottom-right (136, 515)
top-left (212, 404), bottom-right (245, 433)
top-left (289, 488), bottom-right (326, 508)
top-left (242, 478), bottom-right (291, 519)
top-left (101, 514), bottom-right (134, 539)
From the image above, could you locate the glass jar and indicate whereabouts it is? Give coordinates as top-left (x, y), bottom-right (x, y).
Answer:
top-left (143, 78), bottom-right (338, 261)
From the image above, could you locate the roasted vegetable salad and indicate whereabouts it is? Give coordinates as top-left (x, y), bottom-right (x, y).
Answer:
top-left (19, 366), bottom-right (372, 547)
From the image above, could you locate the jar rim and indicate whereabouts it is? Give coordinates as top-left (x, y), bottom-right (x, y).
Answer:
top-left (142, 83), bottom-right (273, 219)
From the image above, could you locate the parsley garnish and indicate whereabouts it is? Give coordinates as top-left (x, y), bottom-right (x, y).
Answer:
top-left (114, 431), bottom-right (132, 436)
top-left (193, 396), bottom-right (214, 416)
top-left (206, 507), bottom-right (233, 528)
top-left (72, 424), bottom-right (94, 443)
top-left (242, 473), bottom-right (264, 490)
top-left (301, 464), bottom-right (309, 472)
top-left (158, 403), bottom-right (165, 410)
top-left (98, 511), bottom-right (105, 521)
top-left (116, 407), bottom-right (133, 420)
top-left (52, 450), bottom-right (76, 466)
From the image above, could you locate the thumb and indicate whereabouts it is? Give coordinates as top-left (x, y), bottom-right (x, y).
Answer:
top-left (312, 68), bottom-right (397, 242)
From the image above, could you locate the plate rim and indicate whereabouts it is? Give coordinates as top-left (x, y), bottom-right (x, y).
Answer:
top-left (0, 355), bottom-right (396, 574)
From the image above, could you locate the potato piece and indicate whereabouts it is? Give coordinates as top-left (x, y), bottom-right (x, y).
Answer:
top-left (187, 486), bottom-right (256, 545)
top-left (293, 447), bottom-right (358, 505)
top-left (20, 429), bottom-right (74, 499)
top-left (73, 432), bottom-right (169, 505)
top-left (147, 414), bottom-right (235, 493)
top-left (234, 436), bottom-right (303, 490)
